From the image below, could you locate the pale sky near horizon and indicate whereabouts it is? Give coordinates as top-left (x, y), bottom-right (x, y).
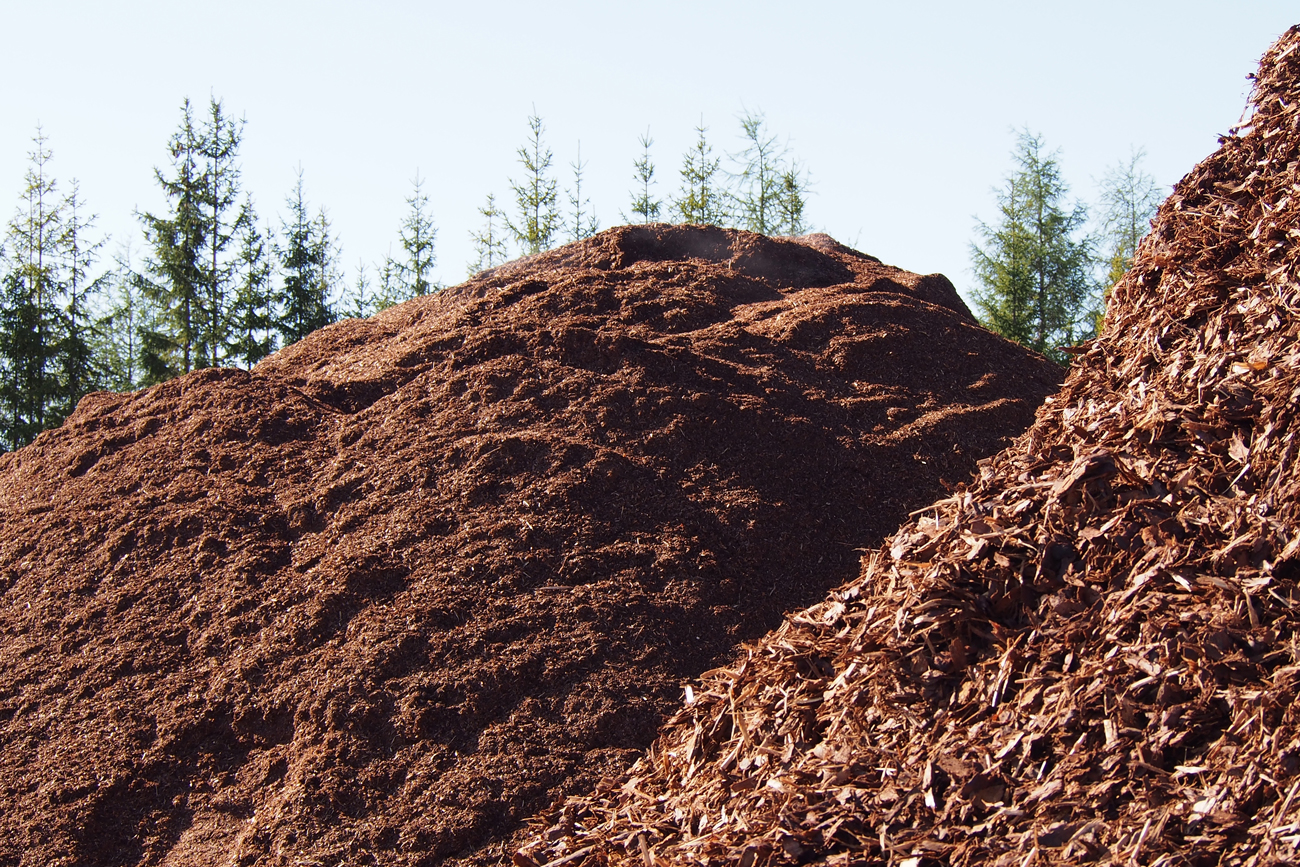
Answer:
top-left (1, 2), bottom-right (1295, 309)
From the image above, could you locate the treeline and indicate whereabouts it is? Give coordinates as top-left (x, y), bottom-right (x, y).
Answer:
top-left (0, 98), bottom-right (812, 451)
top-left (0, 95), bottom-right (1162, 451)
top-left (472, 110), bottom-right (811, 270)
top-left (0, 100), bottom-right (436, 452)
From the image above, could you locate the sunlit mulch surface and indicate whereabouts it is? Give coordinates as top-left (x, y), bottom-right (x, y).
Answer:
top-left (519, 26), bottom-right (1300, 867)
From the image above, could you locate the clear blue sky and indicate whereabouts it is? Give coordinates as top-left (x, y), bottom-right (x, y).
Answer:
top-left (1, 2), bottom-right (1295, 305)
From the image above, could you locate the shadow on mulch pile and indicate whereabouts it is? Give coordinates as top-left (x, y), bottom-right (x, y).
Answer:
top-left (518, 28), bottom-right (1300, 867)
top-left (0, 225), bottom-right (1061, 866)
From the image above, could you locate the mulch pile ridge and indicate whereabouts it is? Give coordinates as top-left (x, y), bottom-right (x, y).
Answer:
top-left (0, 225), bottom-right (1061, 866)
top-left (519, 27), bottom-right (1300, 867)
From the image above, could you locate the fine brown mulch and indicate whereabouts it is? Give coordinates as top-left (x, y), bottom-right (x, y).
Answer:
top-left (518, 28), bottom-right (1300, 867)
top-left (0, 225), bottom-right (1061, 867)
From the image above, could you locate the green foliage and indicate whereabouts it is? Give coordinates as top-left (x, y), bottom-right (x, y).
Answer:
top-left (775, 161), bottom-right (811, 235)
top-left (55, 181), bottom-right (106, 419)
top-left (377, 257), bottom-right (404, 311)
top-left (507, 112), bottom-right (560, 255)
top-left (625, 129), bottom-right (661, 224)
top-left (94, 249), bottom-right (149, 392)
top-left (0, 268), bottom-right (54, 449)
top-left (1096, 148), bottom-right (1162, 329)
top-left (470, 193), bottom-right (509, 274)
top-left (731, 110), bottom-right (786, 234)
top-left (671, 112), bottom-right (810, 234)
top-left (971, 129), bottom-right (1098, 365)
top-left (274, 171), bottom-right (338, 346)
top-left (228, 208), bottom-right (275, 368)
top-left (137, 98), bottom-right (205, 378)
top-left (341, 260), bottom-right (378, 319)
top-left (673, 120), bottom-right (728, 226)
top-left (0, 128), bottom-right (108, 449)
top-left (387, 171), bottom-right (437, 300)
top-left (137, 97), bottom-right (256, 378)
top-left (567, 143), bottom-right (599, 242)
top-left (198, 98), bottom-right (253, 368)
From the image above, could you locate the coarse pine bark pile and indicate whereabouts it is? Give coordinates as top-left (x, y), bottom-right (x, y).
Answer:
top-left (519, 26), bottom-right (1300, 867)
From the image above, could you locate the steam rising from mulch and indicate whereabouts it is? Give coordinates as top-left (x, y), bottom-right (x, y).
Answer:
top-left (518, 28), bottom-right (1300, 867)
top-left (0, 226), bottom-right (1061, 866)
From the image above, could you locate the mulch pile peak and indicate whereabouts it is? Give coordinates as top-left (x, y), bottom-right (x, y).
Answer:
top-left (518, 26), bottom-right (1300, 867)
top-left (0, 225), bottom-right (1060, 865)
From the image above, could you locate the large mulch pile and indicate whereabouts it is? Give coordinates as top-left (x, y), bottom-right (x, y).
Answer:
top-left (0, 225), bottom-right (1061, 867)
top-left (518, 26), bottom-right (1300, 867)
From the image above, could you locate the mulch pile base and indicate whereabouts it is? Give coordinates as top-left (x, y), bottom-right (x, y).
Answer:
top-left (518, 27), bottom-right (1300, 867)
top-left (0, 226), bottom-right (1061, 866)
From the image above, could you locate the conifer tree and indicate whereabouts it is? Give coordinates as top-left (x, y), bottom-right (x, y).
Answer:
top-left (388, 171), bottom-right (437, 299)
top-left (342, 260), bottom-right (378, 319)
top-left (971, 130), bottom-right (1098, 364)
top-left (470, 193), bottom-right (509, 274)
top-left (0, 128), bottom-right (68, 448)
top-left (228, 211), bottom-right (274, 368)
top-left (96, 247), bottom-right (148, 392)
top-left (673, 120), bottom-right (727, 226)
top-left (566, 143), bottom-right (599, 241)
top-left (507, 112), bottom-right (560, 254)
top-left (197, 98), bottom-right (253, 368)
top-left (56, 180), bottom-right (106, 417)
top-left (137, 97), bottom-right (255, 379)
top-left (0, 270), bottom-right (46, 450)
top-left (138, 98), bottom-right (207, 380)
top-left (1097, 148), bottom-right (1162, 328)
top-left (275, 171), bottom-right (338, 346)
top-left (374, 255), bottom-right (402, 311)
top-left (732, 110), bottom-right (786, 235)
top-left (626, 129), bottom-right (661, 224)
top-left (775, 161), bottom-right (811, 235)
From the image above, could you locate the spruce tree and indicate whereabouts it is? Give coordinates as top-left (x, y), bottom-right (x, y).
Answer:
top-left (0, 128), bottom-right (67, 448)
top-left (566, 143), bottom-right (599, 241)
top-left (136, 97), bottom-right (255, 379)
top-left (775, 162), bottom-right (811, 235)
top-left (374, 256), bottom-right (402, 311)
top-left (0, 270), bottom-right (45, 449)
top-left (96, 248), bottom-right (148, 392)
top-left (0, 132), bottom-right (110, 447)
top-left (197, 98), bottom-right (252, 368)
top-left (470, 193), bottom-right (509, 274)
top-left (388, 171), bottom-right (437, 299)
top-left (228, 211), bottom-right (274, 368)
top-left (507, 112), bottom-right (560, 254)
top-left (1097, 148), bottom-right (1162, 328)
top-left (971, 130), bottom-right (1098, 364)
top-left (275, 171), bottom-right (338, 346)
top-left (138, 98), bottom-right (206, 379)
top-left (342, 260), bottom-right (378, 319)
top-left (56, 180), bottom-right (106, 418)
top-left (625, 129), bottom-right (661, 224)
top-left (673, 120), bottom-right (727, 226)
top-left (732, 110), bottom-right (786, 235)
